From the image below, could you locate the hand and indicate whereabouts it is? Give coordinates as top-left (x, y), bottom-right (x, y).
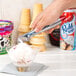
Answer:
top-left (31, 0), bottom-right (73, 33)
top-left (32, 9), bottom-right (61, 33)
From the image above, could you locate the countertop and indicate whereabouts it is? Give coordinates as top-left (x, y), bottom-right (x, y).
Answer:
top-left (0, 46), bottom-right (76, 76)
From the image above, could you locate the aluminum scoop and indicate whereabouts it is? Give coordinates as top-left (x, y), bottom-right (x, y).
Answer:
top-left (18, 17), bottom-right (65, 42)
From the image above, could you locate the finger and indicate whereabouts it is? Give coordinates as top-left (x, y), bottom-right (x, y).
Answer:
top-left (54, 25), bottom-right (60, 29)
top-left (35, 17), bottom-right (47, 32)
top-left (35, 23), bottom-right (45, 32)
top-left (45, 28), bottom-right (54, 34)
top-left (45, 25), bottom-right (60, 34)
top-left (48, 28), bottom-right (54, 33)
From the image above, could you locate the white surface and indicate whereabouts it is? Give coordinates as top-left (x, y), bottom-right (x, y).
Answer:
top-left (0, 46), bottom-right (76, 76)
top-left (0, 73), bottom-right (16, 76)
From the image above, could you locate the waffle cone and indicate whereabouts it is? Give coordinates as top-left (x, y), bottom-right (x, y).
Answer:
top-left (33, 32), bottom-right (46, 37)
top-left (18, 32), bottom-right (25, 36)
top-left (20, 8), bottom-right (31, 25)
top-left (30, 3), bottom-right (43, 25)
top-left (30, 36), bottom-right (46, 44)
top-left (18, 24), bottom-right (30, 32)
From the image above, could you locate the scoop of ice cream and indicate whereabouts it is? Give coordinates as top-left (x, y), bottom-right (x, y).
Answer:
top-left (8, 43), bottom-right (35, 66)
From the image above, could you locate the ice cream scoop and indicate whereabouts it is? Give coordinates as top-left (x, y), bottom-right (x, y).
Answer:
top-left (18, 17), bottom-right (65, 42)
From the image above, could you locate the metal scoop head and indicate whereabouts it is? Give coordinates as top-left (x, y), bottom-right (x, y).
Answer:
top-left (18, 30), bottom-right (36, 43)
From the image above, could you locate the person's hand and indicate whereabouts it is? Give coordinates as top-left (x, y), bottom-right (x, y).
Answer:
top-left (31, 8), bottom-right (61, 33)
top-left (31, 0), bottom-right (73, 33)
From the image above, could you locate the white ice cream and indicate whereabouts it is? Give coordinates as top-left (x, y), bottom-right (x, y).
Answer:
top-left (8, 43), bottom-right (35, 67)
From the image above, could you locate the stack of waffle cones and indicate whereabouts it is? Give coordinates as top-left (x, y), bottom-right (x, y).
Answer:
top-left (18, 8), bottom-right (31, 44)
top-left (30, 4), bottom-right (47, 52)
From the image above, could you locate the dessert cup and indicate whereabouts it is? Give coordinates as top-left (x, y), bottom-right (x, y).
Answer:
top-left (17, 67), bottom-right (29, 72)
top-left (8, 43), bottom-right (39, 72)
